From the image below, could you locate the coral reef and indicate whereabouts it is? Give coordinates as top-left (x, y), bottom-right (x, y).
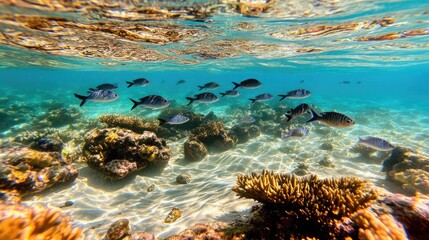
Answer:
top-left (0, 145), bottom-right (78, 203)
top-left (82, 128), bottom-right (171, 179)
top-left (188, 121), bottom-right (237, 153)
top-left (106, 219), bottom-right (131, 240)
top-left (184, 139), bottom-right (208, 161)
top-left (229, 125), bottom-right (260, 144)
top-left (158, 108), bottom-right (205, 130)
top-left (164, 223), bottom-right (236, 240)
top-left (165, 207), bottom-right (182, 223)
top-left (33, 107), bottom-right (82, 128)
top-left (382, 147), bottom-right (429, 194)
top-left (0, 203), bottom-right (82, 240)
top-left (232, 170), bottom-right (378, 239)
top-left (99, 114), bottom-right (165, 135)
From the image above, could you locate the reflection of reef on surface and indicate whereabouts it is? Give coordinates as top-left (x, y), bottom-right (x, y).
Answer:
top-left (0, 203), bottom-right (83, 239)
top-left (82, 128), bottom-right (171, 179)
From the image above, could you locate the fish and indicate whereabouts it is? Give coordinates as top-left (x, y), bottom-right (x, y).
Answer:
top-left (198, 82), bottom-right (220, 90)
top-left (74, 90), bottom-right (119, 107)
top-left (129, 95), bottom-right (170, 110)
top-left (278, 89), bottom-right (311, 101)
top-left (300, 80), bottom-right (305, 84)
top-left (285, 103), bottom-right (312, 122)
top-left (126, 78), bottom-right (150, 88)
top-left (238, 115), bottom-right (256, 124)
top-left (177, 80), bottom-right (186, 85)
top-left (220, 90), bottom-right (240, 97)
top-left (306, 108), bottom-right (355, 128)
top-left (232, 78), bottom-right (262, 90)
top-left (88, 83), bottom-right (118, 92)
top-left (249, 93), bottom-right (273, 104)
top-left (357, 137), bottom-right (394, 151)
top-left (186, 92), bottom-right (219, 105)
top-left (158, 114), bottom-right (190, 126)
top-left (340, 81), bottom-right (351, 84)
top-left (281, 127), bottom-right (309, 138)
top-left (356, 81), bottom-right (362, 84)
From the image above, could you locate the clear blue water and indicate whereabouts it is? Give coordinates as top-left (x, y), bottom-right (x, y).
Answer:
top-left (1, 0), bottom-right (429, 239)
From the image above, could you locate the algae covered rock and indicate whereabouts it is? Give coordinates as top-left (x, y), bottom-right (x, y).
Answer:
top-left (82, 128), bottom-right (171, 179)
top-left (184, 139), bottom-right (208, 161)
top-left (106, 219), bottom-right (131, 240)
top-left (164, 207), bottom-right (182, 223)
top-left (189, 121), bottom-right (237, 152)
top-left (229, 124), bottom-right (260, 144)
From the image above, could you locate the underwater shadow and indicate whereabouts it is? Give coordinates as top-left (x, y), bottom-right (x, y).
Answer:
top-left (79, 166), bottom-right (138, 192)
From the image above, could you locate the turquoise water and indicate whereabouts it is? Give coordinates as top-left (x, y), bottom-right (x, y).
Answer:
top-left (1, 0), bottom-right (429, 239)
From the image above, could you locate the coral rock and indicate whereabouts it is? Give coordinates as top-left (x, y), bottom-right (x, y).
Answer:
top-left (189, 121), bottom-right (237, 153)
top-left (0, 203), bottom-right (82, 240)
top-left (184, 139), bottom-right (208, 161)
top-left (176, 173), bottom-right (192, 184)
top-left (82, 128), bottom-right (171, 179)
top-left (106, 219), bottom-right (131, 240)
top-left (230, 125), bottom-right (261, 144)
top-left (165, 207), bottom-right (182, 223)
top-left (165, 223), bottom-right (229, 240)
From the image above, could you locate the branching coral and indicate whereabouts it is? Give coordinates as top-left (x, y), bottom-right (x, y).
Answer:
top-left (0, 203), bottom-right (82, 240)
top-left (232, 170), bottom-right (378, 238)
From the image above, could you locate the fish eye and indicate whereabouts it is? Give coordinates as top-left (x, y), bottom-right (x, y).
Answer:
top-left (346, 119), bottom-right (353, 123)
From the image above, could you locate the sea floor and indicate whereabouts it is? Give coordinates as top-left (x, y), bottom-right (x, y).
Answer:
top-left (2, 95), bottom-right (426, 239)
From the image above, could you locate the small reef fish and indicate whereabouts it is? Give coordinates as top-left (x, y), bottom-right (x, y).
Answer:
top-left (126, 78), bottom-right (150, 88)
top-left (130, 95), bottom-right (170, 110)
top-left (340, 81), bottom-right (351, 84)
top-left (249, 93), bottom-right (273, 104)
top-left (74, 90), bottom-right (119, 107)
top-left (198, 82), bottom-right (220, 90)
top-left (356, 81), bottom-right (362, 84)
top-left (186, 92), bottom-right (219, 105)
top-left (238, 115), bottom-right (256, 124)
top-left (279, 89), bottom-right (311, 101)
top-left (232, 78), bottom-right (262, 90)
top-left (307, 108), bottom-right (355, 128)
top-left (285, 103), bottom-right (312, 122)
top-left (281, 127), bottom-right (309, 138)
top-left (300, 80), bottom-right (305, 84)
top-left (220, 90), bottom-right (240, 97)
top-left (357, 137), bottom-right (394, 151)
top-left (177, 80), bottom-right (186, 85)
top-left (88, 83), bottom-right (118, 92)
top-left (158, 114), bottom-right (190, 126)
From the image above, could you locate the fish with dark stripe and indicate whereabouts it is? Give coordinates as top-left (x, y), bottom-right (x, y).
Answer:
top-left (74, 90), bottom-right (119, 107)
top-left (186, 92), bottom-right (219, 105)
top-left (285, 103), bottom-right (312, 122)
top-left (307, 108), bottom-right (355, 128)
top-left (358, 137), bottom-right (394, 151)
top-left (279, 89), bottom-right (311, 101)
top-left (130, 95), bottom-right (170, 110)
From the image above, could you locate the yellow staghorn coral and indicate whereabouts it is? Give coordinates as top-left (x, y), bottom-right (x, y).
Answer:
top-left (352, 209), bottom-right (407, 240)
top-left (0, 203), bottom-right (82, 240)
top-left (232, 170), bottom-right (378, 238)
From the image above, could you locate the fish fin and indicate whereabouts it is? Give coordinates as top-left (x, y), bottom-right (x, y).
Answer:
top-left (88, 88), bottom-right (96, 91)
top-left (126, 81), bottom-right (134, 88)
top-left (186, 97), bottom-right (195, 106)
top-left (249, 98), bottom-right (256, 104)
top-left (157, 118), bottom-right (167, 126)
top-left (232, 82), bottom-right (240, 90)
top-left (285, 114), bottom-right (292, 122)
top-left (306, 108), bottom-right (320, 123)
top-left (198, 86), bottom-right (204, 90)
top-left (278, 95), bottom-right (286, 101)
top-left (357, 137), bottom-right (364, 144)
top-left (220, 92), bottom-right (226, 97)
top-left (129, 98), bottom-right (139, 110)
top-left (74, 93), bottom-right (87, 107)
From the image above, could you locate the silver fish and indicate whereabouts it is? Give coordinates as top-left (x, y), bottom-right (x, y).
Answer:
top-left (307, 108), bottom-right (355, 128)
top-left (232, 79), bottom-right (262, 90)
top-left (88, 83), bottom-right (118, 92)
top-left (198, 82), bottom-right (220, 90)
top-left (177, 80), bottom-right (186, 85)
top-left (285, 103), bottom-right (311, 122)
top-left (130, 95), bottom-right (170, 110)
top-left (281, 127), bottom-right (309, 138)
top-left (238, 115), bottom-right (256, 124)
top-left (186, 92), bottom-right (219, 105)
top-left (220, 90), bottom-right (240, 97)
top-left (126, 78), bottom-right (150, 88)
top-left (249, 93), bottom-right (273, 104)
top-left (158, 114), bottom-right (190, 126)
top-left (74, 90), bottom-right (119, 107)
top-left (279, 89), bottom-right (311, 101)
top-left (358, 137), bottom-right (394, 151)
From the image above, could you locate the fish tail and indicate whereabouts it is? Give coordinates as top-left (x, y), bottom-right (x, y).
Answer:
top-left (278, 95), bottom-right (286, 101)
top-left (126, 81), bottom-right (134, 88)
top-left (157, 118), bottom-right (167, 126)
top-left (249, 98), bottom-right (256, 104)
top-left (306, 108), bottom-right (320, 123)
top-left (186, 97), bottom-right (195, 106)
top-left (88, 88), bottom-right (96, 91)
top-left (357, 137), bottom-right (364, 144)
top-left (198, 86), bottom-right (204, 90)
top-left (129, 98), bottom-right (139, 110)
top-left (220, 92), bottom-right (226, 97)
top-left (74, 93), bottom-right (87, 107)
top-left (232, 82), bottom-right (240, 90)
top-left (285, 114), bottom-right (292, 122)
